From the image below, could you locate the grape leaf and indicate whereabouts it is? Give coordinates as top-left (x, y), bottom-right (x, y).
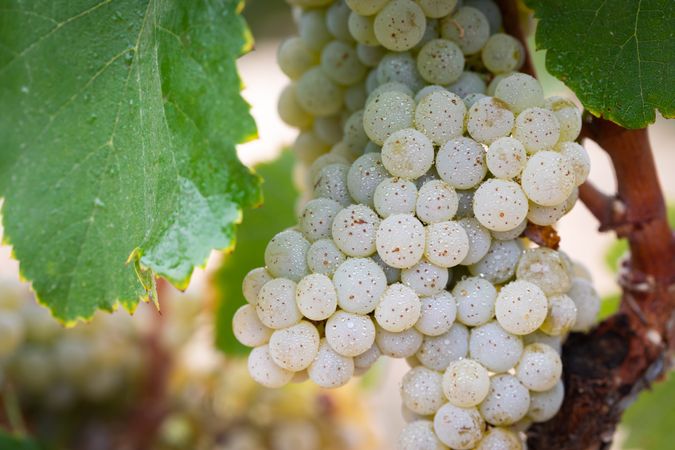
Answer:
top-left (527, 0), bottom-right (675, 128)
top-left (213, 152), bottom-right (299, 355)
top-left (0, 0), bottom-right (260, 322)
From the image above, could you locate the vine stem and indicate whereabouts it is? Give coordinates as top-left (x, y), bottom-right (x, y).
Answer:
top-left (497, 1), bottom-right (675, 448)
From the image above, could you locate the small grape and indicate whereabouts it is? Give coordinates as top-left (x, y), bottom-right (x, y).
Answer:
top-left (513, 108), bottom-right (561, 153)
top-left (401, 258), bottom-right (450, 297)
top-left (308, 339), bottom-right (354, 388)
top-left (277, 37), bottom-right (317, 80)
top-left (374, 0), bottom-right (427, 51)
top-left (527, 190), bottom-right (577, 226)
top-left (480, 374), bottom-right (530, 426)
top-left (296, 67), bottom-right (344, 117)
top-left (481, 33), bottom-right (524, 74)
top-left (415, 90), bottom-right (466, 147)
top-left (464, 92), bottom-right (487, 108)
top-left (515, 343), bottom-right (562, 392)
top-left (521, 150), bottom-right (576, 206)
top-left (313, 115), bottom-right (343, 145)
top-left (541, 294), bottom-right (577, 336)
top-left (242, 267), bottom-right (274, 306)
top-left (465, 0), bottom-right (502, 34)
top-left (447, 71), bottom-right (487, 98)
top-left (325, 310), bottom-right (376, 357)
top-left (347, 153), bottom-right (389, 207)
top-left (494, 73), bottom-right (544, 113)
top-left (425, 221), bottom-right (470, 268)
top-left (491, 218), bottom-right (527, 241)
top-left (398, 420), bottom-right (448, 450)
top-left (468, 238), bottom-right (522, 284)
top-left (458, 217), bottom-right (492, 265)
top-left (436, 137), bottom-right (487, 189)
top-left (401, 366), bottom-right (446, 416)
top-left (331, 204), bottom-right (380, 257)
top-left (417, 39), bottom-right (465, 85)
top-left (469, 321), bottom-right (523, 372)
top-left (416, 323), bottom-right (469, 371)
top-left (381, 128), bottom-right (435, 180)
top-left (528, 380), bottom-right (564, 422)
top-left (416, 179), bottom-right (459, 224)
top-left (567, 278), bottom-right (600, 332)
top-left (298, 9), bottom-right (332, 52)
top-left (467, 97), bottom-right (515, 145)
top-left (415, 291), bottom-right (457, 336)
top-left (233, 304), bottom-right (273, 348)
top-left (414, 17), bottom-right (441, 51)
top-left (299, 198), bottom-right (343, 242)
top-left (269, 321), bottom-right (321, 371)
top-left (523, 331), bottom-right (562, 354)
top-left (348, 12), bottom-right (379, 45)
top-left (495, 280), bottom-right (548, 335)
top-left (375, 283), bottom-right (422, 332)
top-left (314, 163), bottom-right (352, 206)
top-left (417, 0), bottom-right (459, 18)
top-left (374, 177), bottom-right (418, 218)
top-left (357, 43), bottom-right (387, 67)
top-left (440, 6), bottom-right (490, 55)
top-left (473, 179), bottom-right (529, 232)
top-left (475, 427), bottom-right (523, 450)
top-left (486, 137), bottom-right (527, 179)
top-left (333, 257), bottom-right (388, 314)
top-left (248, 345), bottom-right (294, 388)
top-left (278, 84), bottom-right (313, 128)
top-left (346, 0), bottom-right (389, 16)
top-left (294, 130), bottom-right (330, 164)
top-left (376, 325), bottom-right (424, 358)
top-left (544, 96), bottom-right (581, 142)
top-left (309, 153), bottom-right (350, 184)
top-left (321, 40), bottom-right (366, 86)
top-left (343, 109), bottom-right (370, 159)
top-left (363, 90), bottom-right (416, 145)
top-left (306, 238), bottom-right (347, 277)
top-left (327, 0), bottom-right (355, 41)
top-left (376, 52), bottom-right (425, 91)
top-left (433, 402), bottom-right (485, 449)
top-left (376, 214), bottom-right (426, 269)
top-left (452, 276), bottom-right (497, 326)
top-left (558, 141), bottom-right (591, 186)
top-left (443, 359), bottom-right (490, 409)
top-left (256, 278), bottom-right (302, 330)
top-left (368, 81), bottom-right (416, 102)
top-left (296, 273), bottom-right (338, 321)
top-left (516, 247), bottom-right (572, 296)
top-left (353, 342), bottom-right (381, 370)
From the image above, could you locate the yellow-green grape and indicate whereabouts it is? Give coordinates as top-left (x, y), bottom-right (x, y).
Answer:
top-left (416, 0), bottom-right (459, 18)
top-left (417, 39), bottom-right (465, 85)
top-left (481, 33), bottom-right (525, 74)
top-left (294, 130), bottom-right (330, 164)
top-left (346, 0), bottom-right (389, 16)
top-left (374, 0), bottom-right (427, 51)
top-left (321, 40), bottom-right (367, 86)
top-left (363, 90), bottom-right (415, 145)
top-left (296, 67), bottom-right (344, 117)
top-left (433, 402), bottom-right (485, 449)
top-left (297, 9), bottom-right (332, 52)
top-left (278, 84), bottom-right (313, 128)
top-left (277, 37), bottom-right (317, 80)
top-left (440, 6), bottom-right (490, 55)
top-left (348, 12), bottom-right (379, 45)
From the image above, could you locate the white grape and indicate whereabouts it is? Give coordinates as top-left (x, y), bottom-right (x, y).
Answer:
top-left (515, 343), bottom-right (562, 392)
top-left (299, 198), bottom-right (343, 242)
top-left (416, 179), bottom-right (459, 224)
top-left (473, 179), bottom-right (529, 232)
top-left (296, 67), bottom-right (344, 117)
top-left (374, 177), bottom-right (419, 218)
top-left (544, 96), bottom-right (581, 142)
top-left (277, 37), bottom-right (317, 80)
top-left (374, 0), bottom-right (427, 51)
top-left (465, 0), bottom-right (502, 34)
top-left (264, 229), bottom-right (310, 281)
top-left (416, 323), bottom-right (469, 371)
top-left (401, 366), bottom-right (446, 415)
top-left (475, 427), bottom-right (523, 450)
top-left (347, 153), bottom-right (389, 207)
top-left (296, 273), bottom-right (338, 320)
top-left (486, 137), bottom-right (527, 179)
top-left (313, 163), bottom-right (352, 206)
top-left (442, 358), bottom-right (490, 407)
top-left (527, 189), bottom-right (577, 226)
top-left (325, 310), bottom-right (376, 357)
top-left (414, 17), bottom-right (441, 51)
top-left (541, 294), bottom-right (577, 336)
top-left (453, 277), bottom-right (497, 326)
top-left (481, 33), bottom-right (524, 74)
top-left (513, 108), bottom-right (561, 153)
top-left (567, 278), bottom-right (600, 332)
top-left (313, 115), bottom-right (343, 145)
top-left (414, 84), bottom-right (446, 102)
top-left (357, 43), bottom-right (387, 67)
top-left (333, 257), bottom-right (388, 314)
top-left (515, 247), bottom-right (572, 296)
top-left (415, 90), bottom-right (466, 146)
top-left (294, 130), bottom-right (330, 164)
top-left (306, 238), bottom-right (347, 277)
top-left (417, 39), bottom-right (465, 85)
top-left (467, 97), bottom-right (515, 144)
top-left (348, 11), bottom-right (379, 45)
top-left (233, 304), bottom-right (273, 348)
top-left (469, 239), bottom-right (522, 284)
top-left (376, 52), bottom-right (425, 91)
top-left (381, 128), bottom-right (435, 180)
top-left (269, 321), bottom-right (321, 371)
top-left (242, 267), bottom-right (274, 306)
top-left (436, 137), bottom-right (487, 189)
top-left (491, 218), bottom-right (527, 241)
top-left (440, 6), bottom-right (490, 55)
top-left (309, 153), bottom-right (350, 184)
top-left (521, 150), bottom-right (575, 206)
top-left (494, 73), bottom-right (544, 113)
top-left (558, 141), bottom-right (590, 186)
top-left (331, 204), bottom-right (380, 257)
top-left (368, 81), bottom-right (416, 102)
top-left (398, 420), bottom-right (448, 450)
top-left (376, 325), bottom-right (424, 358)
top-left (433, 402), bottom-right (485, 449)
top-left (458, 217), bottom-right (492, 265)
top-left (363, 90), bottom-right (416, 145)
top-left (528, 380), bottom-right (564, 422)
top-left (425, 221), bottom-right (470, 268)
top-left (480, 374), bottom-right (530, 426)
top-left (278, 84), bottom-right (313, 128)
top-left (495, 280), bottom-right (548, 335)
top-left (327, 0), bottom-right (355, 42)
top-left (464, 92), bottom-right (487, 108)
top-left (376, 214), bottom-right (426, 269)
top-left (248, 345), bottom-right (294, 388)
top-left (402, 259), bottom-right (450, 297)
top-left (346, 0), bottom-right (389, 16)
top-left (376, 283), bottom-right (422, 332)
top-left (417, 0), bottom-right (459, 18)
top-left (523, 331), bottom-right (562, 354)
top-left (298, 9), bottom-right (332, 51)
top-left (321, 40), bottom-right (366, 86)
top-left (257, 278), bottom-right (302, 330)
top-left (469, 321), bottom-right (523, 372)
top-left (343, 109), bottom-right (370, 159)
top-left (353, 342), bottom-right (382, 370)
top-left (447, 71), bottom-right (487, 98)
top-left (308, 339), bottom-right (354, 388)
top-left (415, 291), bottom-right (457, 336)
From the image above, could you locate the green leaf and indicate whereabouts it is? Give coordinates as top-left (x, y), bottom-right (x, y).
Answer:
top-left (0, 431), bottom-right (43, 450)
top-left (623, 371), bottom-right (675, 449)
top-left (0, 0), bottom-right (260, 322)
top-left (598, 293), bottom-right (620, 320)
top-left (213, 151), bottom-right (299, 355)
top-left (527, 0), bottom-right (675, 128)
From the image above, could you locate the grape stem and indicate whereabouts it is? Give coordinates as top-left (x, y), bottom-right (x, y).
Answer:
top-left (498, 2), bottom-right (675, 448)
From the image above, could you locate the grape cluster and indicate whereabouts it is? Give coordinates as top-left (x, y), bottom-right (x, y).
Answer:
top-left (235, 0), bottom-right (602, 448)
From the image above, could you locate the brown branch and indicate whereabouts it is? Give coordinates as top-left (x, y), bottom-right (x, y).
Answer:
top-left (527, 118), bottom-right (675, 449)
top-left (524, 223), bottom-right (560, 249)
top-left (496, 0), bottom-right (536, 77)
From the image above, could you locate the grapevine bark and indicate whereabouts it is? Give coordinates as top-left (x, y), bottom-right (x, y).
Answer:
top-left (497, 2), bottom-right (675, 448)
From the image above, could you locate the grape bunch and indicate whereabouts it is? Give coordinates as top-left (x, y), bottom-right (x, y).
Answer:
top-left (234, 0), bottom-right (602, 448)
